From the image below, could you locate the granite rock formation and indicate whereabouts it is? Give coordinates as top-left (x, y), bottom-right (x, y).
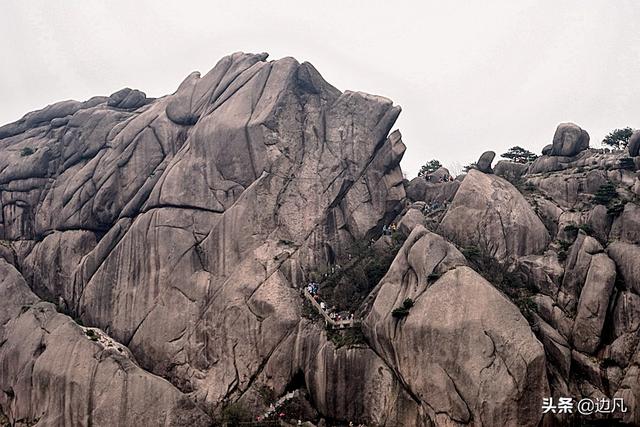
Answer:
top-left (1, 52), bottom-right (639, 426)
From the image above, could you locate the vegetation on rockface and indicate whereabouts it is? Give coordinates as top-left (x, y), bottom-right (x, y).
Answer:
top-left (391, 298), bottom-right (414, 319)
top-left (463, 162), bottom-right (477, 172)
top-left (594, 182), bottom-right (617, 205)
top-left (84, 329), bottom-right (98, 341)
top-left (326, 326), bottom-right (367, 348)
top-left (20, 147), bottom-right (34, 157)
top-left (418, 159), bottom-right (443, 177)
top-left (501, 146), bottom-right (539, 164)
top-left (462, 246), bottom-right (537, 319)
top-left (593, 181), bottom-right (628, 217)
top-left (602, 127), bottom-right (634, 149)
top-left (563, 223), bottom-right (594, 238)
top-left (317, 232), bottom-right (406, 313)
top-left (301, 298), bottom-right (322, 322)
top-left (618, 157), bottom-right (636, 170)
top-left (556, 240), bottom-right (573, 263)
top-left (218, 402), bottom-right (253, 426)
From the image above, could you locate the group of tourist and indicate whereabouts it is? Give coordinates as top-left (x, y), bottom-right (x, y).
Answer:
top-left (305, 282), bottom-right (355, 325)
top-left (422, 200), bottom-right (449, 214)
top-left (382, 223), bottom-right (397, 235)
top-left (425, 173), bottom-right (455, 183)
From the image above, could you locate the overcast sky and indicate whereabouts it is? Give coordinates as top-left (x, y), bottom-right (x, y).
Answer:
top-left (2, 1), bottom-right (639, 176)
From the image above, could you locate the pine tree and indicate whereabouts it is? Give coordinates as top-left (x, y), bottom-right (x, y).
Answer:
top-left (418, 159), bottom-right (442, 177)
top-left (602, 128), bottom-right (634, 149)
top-left (501, 146), bottom-right (538, 164)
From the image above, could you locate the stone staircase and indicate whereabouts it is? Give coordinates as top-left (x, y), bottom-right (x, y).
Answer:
top-left (302, 288), bottom-right (360, 329)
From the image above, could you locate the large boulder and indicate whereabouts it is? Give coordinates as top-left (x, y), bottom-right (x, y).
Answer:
top-left (494, 160), bottom-right (529, 182)
top-left (550, 122), bottom-right (590, 157)
top-left (0, 259), bottom-right (210, 426)
top-left (608, 242), bottom-right (640, 294)
top-left (476, 150), bottom-right (495, 173)
top-left (438, 169), bottom-right (549, 260)
top-left (610, 202), bottom-right (640, 244)
top-left (628, 130), bottom-right (640, 157)
top-left (366, 229), bottom-right (548, 426)
top-left (571, 253), bottom-right (616, 354)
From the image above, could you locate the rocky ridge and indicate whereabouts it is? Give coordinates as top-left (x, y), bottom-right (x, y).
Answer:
top-left (0, 53), bottom-right (639, 426)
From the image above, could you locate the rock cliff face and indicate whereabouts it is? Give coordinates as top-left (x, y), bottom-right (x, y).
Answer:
top-left (1, 52), bottom-right (639, 426)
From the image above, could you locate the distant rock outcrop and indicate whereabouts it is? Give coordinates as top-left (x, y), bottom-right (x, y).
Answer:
top-left (551, 122), bottom-right (590, 157)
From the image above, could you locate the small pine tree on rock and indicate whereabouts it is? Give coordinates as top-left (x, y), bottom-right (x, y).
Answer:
top-left (602, 128), bottom-right (634, 149)
top-left (418, 159), bottom-right (442, 177)
top-left (501, 146), bottom-right (539, 164)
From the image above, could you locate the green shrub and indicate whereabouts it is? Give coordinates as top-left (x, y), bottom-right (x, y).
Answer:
top-left (558, 250), bottom-right (568, 262)
top-left (20, 147), bottom-right (34, 157)
top-left (602, 127), bottom-right (634, 149)
top-left (593, 182), bottom-right (617, 205)
top-left (391, 307), bottom-right (410, 318)
top-left (462, 246), bottom-right (481, 259)
top-left (220, 402), bottom-right (252, 425)
top-left (327, 326), bottom-right (366, 348)
top-left (557, 240), bottom-right (572, 252)
top-left (418, 159), bottom-right (443, 177)
top-left (392, 298), bottom-right (415, 319)
top-left (607, 201), bottom-right (626, 216)
top-left (578, 224), bottom-right (594, 236)
top-left (84, 329), bottom-right (98, 341)
top-left (618, 157), bottom-right (636, 170)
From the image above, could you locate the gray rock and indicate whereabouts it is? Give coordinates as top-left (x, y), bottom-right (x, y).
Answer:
top-left (438, 170), bottom-right (549, 261)
top-left (551, 122), bottom-right (590, 157)
top-left (107, 88), bottom-right (148, 109)
top-left (558, 233), bottom-right (603, 314)
top-left (397, 208), bottom-right (424, 236)
top-left (0, 259), bottom-right (210, 426)
top-left (629, 130), bottom-right (640, 157)
top-left (366, 250), bottom-right (548, 427)
top-left (608, 242), bottom-right (640, 294)
top-left (533, 314), bottom-right (571, 377)
top-left (542, 144), bottom-right (553, 155)
top-left (493, 160), bottom-right (529, 182)
top-left (476, 150), bottom-right (495, 173)
top-left (612, 291), bottom-right (640, 338)
top-left (610, 202), bottom-right (640, 244)
top-left (571, 253), bottom-right (616, 354)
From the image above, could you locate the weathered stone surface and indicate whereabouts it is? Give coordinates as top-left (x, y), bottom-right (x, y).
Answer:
top-left (612, 291), bottom-right (640, 338)
top-left (608, 242), bottom-right (640, 294)
top-left (494, 160), bottom-right (529, 182)
top-left (517, 252), bottom-right (563, 296)
top-left (3, 51), bottom-right (640, 424)
top-left (610, 202), bottom-right (640, 244)
top-left (551, 122), bottom-right (590, 157)
top-left (571, 253), bottom-right (616, 354)
top-left (366, 257), bottom-right (548, 426)
top-left (557, 233), bottom-right (603, 313)
top-left (629, 130), bottom-right (640, 157)
top-left (542, 144), bottom-right (553, 155)
top-left (107, 88), bottom-right (148, 109)
top-left (397, 208), bottom-right (424, 236)
top-left (476, 150), bottom-right (495, 173)
top-left (0, 259), bottom-right (210, 426)
top-left (533, 314), bottom-right (571, 378)
top-left (438, 169), bottom-right (549, 260)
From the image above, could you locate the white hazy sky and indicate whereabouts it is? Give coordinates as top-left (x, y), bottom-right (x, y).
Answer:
top-left (1, 1), bottom-right (640, 177)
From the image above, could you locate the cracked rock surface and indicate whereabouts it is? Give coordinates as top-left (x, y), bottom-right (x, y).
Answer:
top-left (1, 51), bottom-right (640, 426)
